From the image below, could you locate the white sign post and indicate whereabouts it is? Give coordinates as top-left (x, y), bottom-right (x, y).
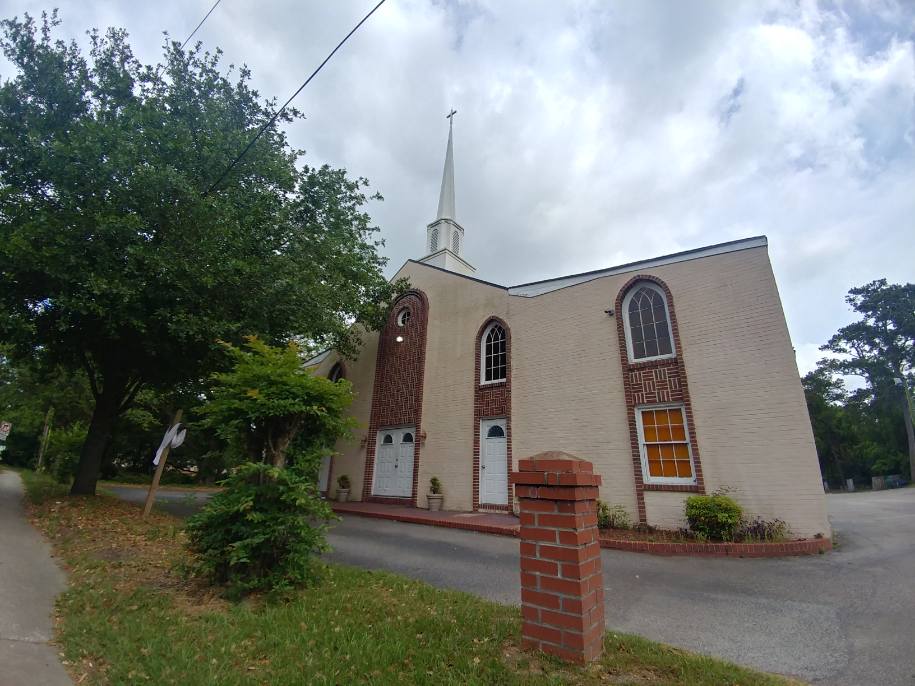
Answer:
top-left (142, 409), bottom-right (186, 518)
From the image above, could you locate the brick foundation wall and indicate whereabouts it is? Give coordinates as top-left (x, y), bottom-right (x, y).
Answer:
top-left (362, 290), bottom-right (429, 506)
top-left (614, 275), bottom-right (705, 524)
top-left (473, 317), bottom-right (513, 510)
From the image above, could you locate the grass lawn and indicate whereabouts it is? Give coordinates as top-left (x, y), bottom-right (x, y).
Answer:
top-left (20, 470), bottom-right (799, 686)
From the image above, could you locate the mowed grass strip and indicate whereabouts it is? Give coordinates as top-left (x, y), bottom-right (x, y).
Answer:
top-left (20, 470), bottom-right (799, 686)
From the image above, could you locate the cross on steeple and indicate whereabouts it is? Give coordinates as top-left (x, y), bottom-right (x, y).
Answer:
top-left (418, 111), bottom-right (476, 275)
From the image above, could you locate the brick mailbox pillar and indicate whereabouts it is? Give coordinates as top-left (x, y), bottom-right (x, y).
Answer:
top-left (511, 451), bottom-right (605, 663)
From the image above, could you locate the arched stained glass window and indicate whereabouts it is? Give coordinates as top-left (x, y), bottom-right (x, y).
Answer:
top-left (430, 228), bottom-right (439, 251)
top-left (328, 362), bottom-right (344, 383)
top-left (487, 424), bottom-right (505, 438)
top-left (481, 322), bottom-right (507, 383)
top-left (452, 231), bottom-right (460, 254)
top-left (623, 283), bottom-right (674, 361)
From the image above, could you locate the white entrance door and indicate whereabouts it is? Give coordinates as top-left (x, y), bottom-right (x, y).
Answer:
top-left (480, 419), bottom-right (508, 505)
top-left (373, 427), bottom-right (415, 497)
top-left (317, 454), bottom-right (332, 494)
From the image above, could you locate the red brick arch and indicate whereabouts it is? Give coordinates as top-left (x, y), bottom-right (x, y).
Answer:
top-left (473, 316), bottom-right (513, 511)
top-left (362, 289), bottom-right (430, 505)
top-left (614, 275), bottom-right (705, 525)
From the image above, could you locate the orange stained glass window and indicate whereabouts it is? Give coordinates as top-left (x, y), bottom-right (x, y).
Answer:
top-left (640, 407), bottom-right (693, 480)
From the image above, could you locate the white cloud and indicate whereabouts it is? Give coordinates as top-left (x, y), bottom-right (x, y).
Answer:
top-left (2, 0), bottom-right (913, 367)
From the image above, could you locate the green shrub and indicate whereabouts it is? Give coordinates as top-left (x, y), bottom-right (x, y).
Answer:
top-left (46, 422), bottom-right (88, 484)
top-left (684, 494), bottom-right (743, 541)
top-left (735, 517), bottom-right (789, 542)
top-left (430, 477), bottom-right (442, 494)
top-left (337, 474), bottom-right (351, 490)
top-left (185, 462), bottom-right (335, 596)
top-left (597, 500), bottom-right (631, 530)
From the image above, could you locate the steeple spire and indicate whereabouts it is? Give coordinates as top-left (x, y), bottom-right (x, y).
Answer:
top-left (419, 110), bottom-right (475, 276)
top-left (436, 110), bottom-right (457, 221)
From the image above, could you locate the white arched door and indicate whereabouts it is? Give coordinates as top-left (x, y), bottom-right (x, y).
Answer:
top-left (372, 427), bottom-right (415, 498)
top-left (480, 419), bottom-right (508, 505)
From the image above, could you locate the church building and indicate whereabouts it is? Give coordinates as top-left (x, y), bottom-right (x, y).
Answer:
top-left (312, 119), bottom-right (830, 538)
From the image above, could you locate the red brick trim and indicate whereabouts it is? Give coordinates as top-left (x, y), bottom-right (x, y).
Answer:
top-left (330, 504), bottom-right (833, 558)
top-left (362, 289), bottom-right (429, 506)
top-left (614, 275), bottom-right (706, 525)
top-left (473, 317), bottom-right (513, 511)
top-left (362, 495), bottom-right (412, 507)
top-left (332, 502), bottom-right (519, 537)
top-left (642, 483), bottom-right (701, 493)
top-left (599, 532), bottom-right (832, 557)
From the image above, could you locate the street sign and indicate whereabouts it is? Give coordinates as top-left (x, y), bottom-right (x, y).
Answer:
top-left (0, 421), bottom-right (11, 441)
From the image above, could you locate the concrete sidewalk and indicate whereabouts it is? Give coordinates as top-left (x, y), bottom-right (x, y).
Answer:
top-left (0, 470), bottom-right (71, 686)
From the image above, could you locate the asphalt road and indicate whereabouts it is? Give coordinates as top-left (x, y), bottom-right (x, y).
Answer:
top-left (107, 485), bottom-right (216, 518)
top-left (112, 485), bottom-right (915, 686)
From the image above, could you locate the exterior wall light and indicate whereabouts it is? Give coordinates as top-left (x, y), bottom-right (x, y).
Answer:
top-left (395, 335), bottom-right (404, 343)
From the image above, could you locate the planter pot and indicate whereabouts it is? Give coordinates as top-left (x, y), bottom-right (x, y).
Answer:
top-left (336, 488), bottom-right (350, 503)
top-left (427, 493), bottom-right (444, 511)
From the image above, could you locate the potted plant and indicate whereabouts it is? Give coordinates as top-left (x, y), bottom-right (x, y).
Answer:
top-left (427, 477), bottom-right (444, 511)
top-left (336, 475), bottom-right (351, 503)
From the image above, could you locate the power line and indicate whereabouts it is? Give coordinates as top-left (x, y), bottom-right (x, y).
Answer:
top-left (179, 0), bottom-right (223, 51)
top-left (203, 0), bottom-right (387, 196)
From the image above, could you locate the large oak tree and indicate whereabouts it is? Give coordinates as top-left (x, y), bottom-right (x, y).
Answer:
top-left (0, 13), bottom-right (400, 494)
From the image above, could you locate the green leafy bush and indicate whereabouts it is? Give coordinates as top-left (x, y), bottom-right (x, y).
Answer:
top-left (684, 494), bottom-right (743, 541)
top-left (46, 422), bottom-right (88, 484)
top-left (337, 474), bottom-right (351, 490)
top-left (430, 477), bottom-right (442, 494)
top-left (185, 462), bottom-right (335, 596)
top-left (597, 500), bottom-right (631, 530)
top-left (735, 517), bottom-right (789, 542)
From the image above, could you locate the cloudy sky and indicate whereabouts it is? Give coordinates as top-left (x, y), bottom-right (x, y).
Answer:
top-left (3, 0), bottom-right (913, 376)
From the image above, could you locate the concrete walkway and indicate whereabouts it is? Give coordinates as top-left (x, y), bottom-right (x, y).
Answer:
top-left (0, 470), bottom-right (71, 686)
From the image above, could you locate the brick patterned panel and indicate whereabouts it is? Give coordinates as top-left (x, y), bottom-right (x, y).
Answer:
top-left (473, 317), bottom-right (513, 511)
top-left (614, 275), bottom-right (706, 524)
top-left (362, 290), bottom-right (429, 506)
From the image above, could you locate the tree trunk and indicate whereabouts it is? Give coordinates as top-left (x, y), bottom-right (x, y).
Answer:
top-left (69, 375), bottom-right (127, 496)
top-left (902, 387), bottom-right (915, 481)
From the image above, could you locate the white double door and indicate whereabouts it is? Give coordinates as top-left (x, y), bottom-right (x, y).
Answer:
top-left (480, 418), bottom-right (508, 505)
top-left (373, 426), bottom-right (415, 498)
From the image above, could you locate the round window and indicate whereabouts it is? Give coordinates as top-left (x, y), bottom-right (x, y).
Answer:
top-left (396, 309), bottom-right (411, 327)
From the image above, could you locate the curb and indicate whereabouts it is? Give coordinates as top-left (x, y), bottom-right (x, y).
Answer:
top-left (331, 505), bottom-right (832, 557)
top-left (598, 535), bottom-right (832, 557)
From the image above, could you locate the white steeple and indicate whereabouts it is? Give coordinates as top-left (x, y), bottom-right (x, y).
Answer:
top-left (420, 110), bottom-right (476, 276)
top-left (436, 115), bottom-right (456, 220)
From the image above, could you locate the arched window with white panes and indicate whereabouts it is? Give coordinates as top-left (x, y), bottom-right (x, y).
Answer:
top-left (622, 282), bottom-right (675, 361)
top-left (480, 321), bottom-right (507, 384)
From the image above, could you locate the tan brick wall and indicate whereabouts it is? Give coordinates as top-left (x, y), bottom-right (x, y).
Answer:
top-left (643, 491), bottom-right (689, 529)
top-left (315, 328), bottom-right (379, 499)
top-left (325, 244), bottom-right (830, 537)
top-left (405, 264), bottom-right (509, 510)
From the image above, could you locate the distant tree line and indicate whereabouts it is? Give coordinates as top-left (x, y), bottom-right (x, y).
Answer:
top-left (802, 280), bottom-right (915, 488)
